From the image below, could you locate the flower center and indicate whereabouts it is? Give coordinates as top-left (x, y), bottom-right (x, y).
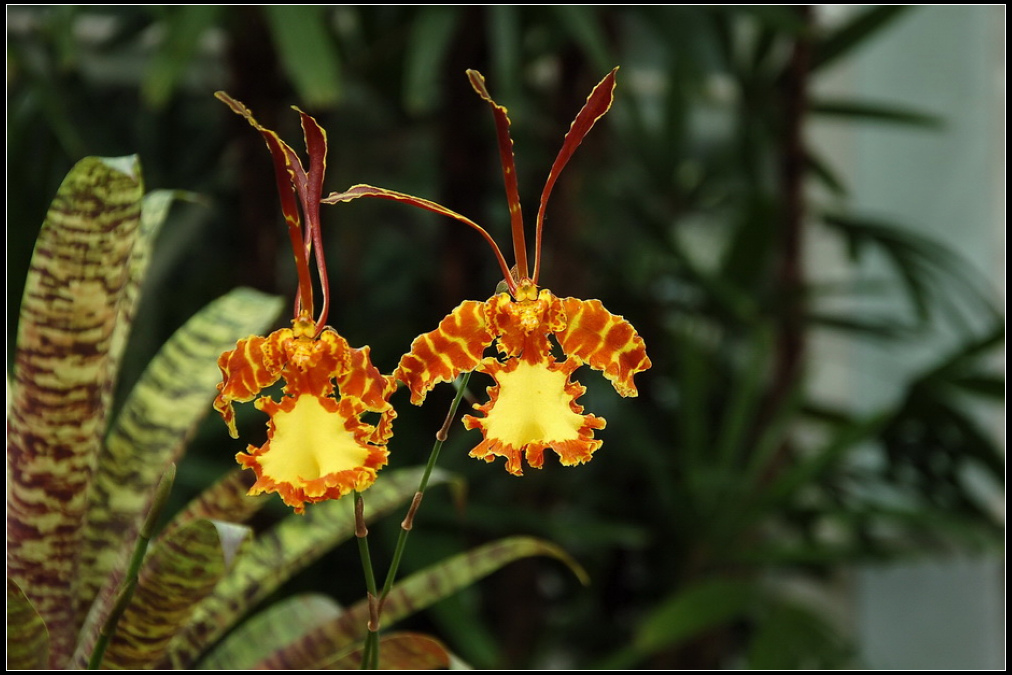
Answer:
top-left (258, 395), bottom-right (368, 483)
top-left (482, 360), bottom-right (585, 447)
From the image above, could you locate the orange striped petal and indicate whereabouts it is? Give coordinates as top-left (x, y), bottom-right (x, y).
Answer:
top-left (337, 344), bottom-right (396, 412)
top-left (395, 300), bottom-right (494, 405)
top-left (555, 297), bottom-right (651, 397)
top-left (462, 356), bottom-right (605, 476)
top-left (237, 392), bottom-right (389, 514)
top-left (214, 330), bottom-right (289, 438)
top-left (486, 287), bottom-right (567, 363)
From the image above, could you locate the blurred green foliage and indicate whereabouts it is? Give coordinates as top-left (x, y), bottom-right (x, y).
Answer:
top-left (7, 5), bottom-right (1003, 669)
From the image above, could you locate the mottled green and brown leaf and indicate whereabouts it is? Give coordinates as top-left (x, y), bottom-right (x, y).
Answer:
top-left (198, 593), bottom-right (343, 670)
top-left (322, 632), bottom-right (453, 670)
top-left (160, 467), bottom-right (450, 668)
top-left (77, 287), bottom-right (283, 618)
top-left (7, 579), bottom-right (51, 670)
top-left (82, 520), bottom-right (251, 669)
top-left (7, 155), bottom-right (143, 666)
top-left (254, 536), bottom-right (588, 669)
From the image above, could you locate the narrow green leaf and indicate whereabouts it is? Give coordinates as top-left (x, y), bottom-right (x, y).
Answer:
top-left (820, 211), bottom-right (993, 325)
top-left (91, 520), bottom-right (251, 669)
top-left (811, 6), bottom-right (910, 72)
top-left (253, 536), bottom-right (588, 669)
top-left (7, 155), bottom-right (143, 667)
top-left (946, 374), bottom-right (1006, 399)
top-left (403, 6), bottom-right (461, 115)
top-left (78, 287), bottom-right (283, 616)
top-left (922, 322), bottom-right (1005, 388)
top-left (810, 98), bottom-right (943, 128)
top-left (264, 6), bottom-right (342, 108)
top-left (198, 594), bottom-right (343, 670)
top-left (142, 5), bottom-right (223, 108)
top-left (322, 632), bottom-right (452, 670)
top-left (7, 579), bottom-right (50, 670)
top-left (806, 311), bottom-right (911, 340)
top-left (805, 152), bottom-right (849, 196)
top-left (634, 579), bottom-right (758, 654)
top-left (161, 467), bottom-right (451, 669)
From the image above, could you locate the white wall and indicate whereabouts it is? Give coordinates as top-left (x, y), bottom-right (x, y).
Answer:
top-left (812, 5), bottom-right (1005, 669)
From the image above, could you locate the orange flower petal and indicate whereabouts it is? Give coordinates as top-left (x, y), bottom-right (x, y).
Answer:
top-left (214, 331), bottom-right (288, 438)
top-left (462, 356), bottom-right (605, 476)
top-left (555, 297), bottom-right (651, 397)
top-left (395, 300), bottom-right (494, 404)
top-left (237, 392), bottom-right (389, 514)
top-left (337, 343), bottom-right (397, 413)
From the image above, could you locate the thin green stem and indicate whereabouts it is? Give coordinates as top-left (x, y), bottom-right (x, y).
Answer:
top-left (354, 372), bottom-right (472, 669)
top-left (88, 465), bottom-right (176, 669)
top-left (380, 372), bottom-right (472, 602)
top-left (354, 491), bottom-right (380, 669)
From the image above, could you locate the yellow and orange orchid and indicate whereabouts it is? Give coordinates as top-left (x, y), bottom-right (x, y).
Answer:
top-left (323, 68), bottom-right (650, 476)
top-left (214, 93), bottom-right (396, 513)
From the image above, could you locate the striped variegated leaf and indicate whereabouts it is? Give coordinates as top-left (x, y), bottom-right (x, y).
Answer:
top-left (7, 155), bottom-right (143, 666)
top-left (198, 593), bottom-right (343, 670)
top-left (322, 632), bottom-right (452, 670)
top-left (7, 578), bottom-right (51, 670)
top-left (254, 536), bottom-right (588, 669)
top-left (77, 287), bottom-right (283, 618)
top-left (107, 189), bottom-right (180, 372)
top-left (86, 520), bottom-right (252, 669)
top-left (160, 467), bottom-right (451, 669)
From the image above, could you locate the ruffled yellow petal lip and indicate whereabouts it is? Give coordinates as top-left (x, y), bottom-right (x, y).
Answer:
top-left (463, 357), bottom-right (605, 476)
top-left (238, 393), bottom-right (388, 514)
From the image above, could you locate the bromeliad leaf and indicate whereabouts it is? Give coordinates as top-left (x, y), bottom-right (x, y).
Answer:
top-left (253, 536), bottom-right (589, 669)
top-left (78, 287), bottom-right (283, 617)
top-left (108, 189), bottom-right (179, 372)
top-left (198, 593), bottom-right (344, 670)
top-left (322, 632), bottom-right (454, 670)
top-left (161, 467), bottom-right (452, 668)
top-left (7, 579), bottom-right (51, 670)
top-left (7, 155), bottom-right (143, 667)
top-left (74, 520), bottom-right (252, 669)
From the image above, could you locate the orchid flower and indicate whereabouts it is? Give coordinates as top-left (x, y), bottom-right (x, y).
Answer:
top-left (213, 93), bottom-right (396, 513)
top-left (323, 68), bottom-right (650, 476)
